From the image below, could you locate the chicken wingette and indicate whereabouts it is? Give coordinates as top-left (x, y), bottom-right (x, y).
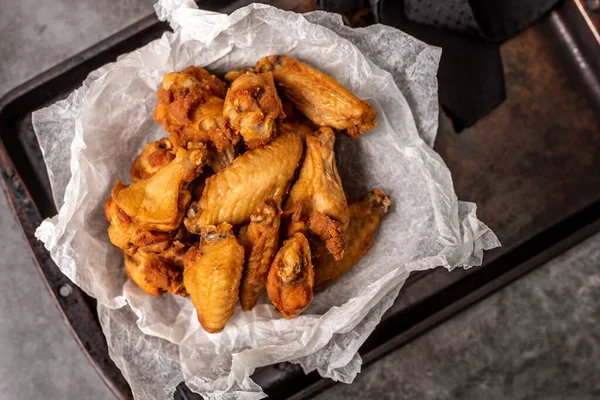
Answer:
top-left (184, 129), bottom-right (303, 231)
top-left (124, 242), bottom-right (188, 297)
top-left (313, 189), bottom-right (391, 288)
top-left (183, 223), bottom-right (245, 333)
top-left (266, 232), bottom-right (314, 318)
top-left (255, 55), bottom-right (377, 139)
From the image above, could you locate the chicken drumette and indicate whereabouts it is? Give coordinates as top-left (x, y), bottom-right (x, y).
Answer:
top-left (153, 66), bottom-right (235, 151)
top-left (238, 199), bottom-right (281, 310)
top-left (283, 127), bottom-right (349, 260)
top-left (266, 232), bottom-right (314, 319)
top-left (223, 71), bottom-right (284, 148)
top-left (124, 239), bottom-right (189, 297)
top-left (105, 147), bottom-right (207, 255)
top-left (255, 55), bottom-right (377, 139)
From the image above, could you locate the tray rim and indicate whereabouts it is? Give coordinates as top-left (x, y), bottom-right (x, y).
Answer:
top-left (1, 1), bottom-right (600, 399)
top-left (0, 13), bottom-right (164, 400)
top-left (0, 14), bottom-right (160, 113)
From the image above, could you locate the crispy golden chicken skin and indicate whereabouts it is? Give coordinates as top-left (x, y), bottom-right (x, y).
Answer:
top-left (283, 127), bottom-right (349, 260)
top-left (130, 138), bottom-right (175, 182)
top-left (224, 66), bottom-right (255, 84)
top-left (105, 147), bottom-right (207, 254)
top-left (124, 244), bottom-right (187, 297)
top-left (153, 66), bottom-right (235, 150)
top-left (255, 55), bottom-right (377, 138)
top-left (105, 192), bottom-right (173, 255)
top-left (223, 71), bottom-right (284, 148)
top-left (184, 129), bottom-right (303, 231)
top-left (183, 223), bottom-right (245, 333)
top-left (238, 199), bottom-right (281, 311)
top-left (281, 121), bottom-right (314, 141)
top-left (180, 66), bottom-right (227, 97)
top-left (266, 232), bottom-right (314, 319)
top-left (313, 189), bottom-right (391, 288)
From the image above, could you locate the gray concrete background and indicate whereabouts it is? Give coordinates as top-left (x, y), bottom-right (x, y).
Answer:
top-left (1, 1), bottom-right (599, 399)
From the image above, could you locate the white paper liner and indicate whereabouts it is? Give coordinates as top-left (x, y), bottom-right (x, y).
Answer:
top-left (33, 2), bottom-right (500, 398)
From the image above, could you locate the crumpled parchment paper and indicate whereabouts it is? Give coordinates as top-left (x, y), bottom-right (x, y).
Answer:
top-left (33, 1), bottom-right (500, 399)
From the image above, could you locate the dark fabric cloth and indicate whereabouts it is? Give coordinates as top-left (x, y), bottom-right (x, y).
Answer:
top-left (382, 0), bottom-right (561, 129)
top-left (378, 1), bottom-right (506, 131)
top-left (314, 0), bottom-right (562, 130)
top-left (468, 0), bottom-right (561, 42)
top-left (403, 0), bottom-right (562, 42)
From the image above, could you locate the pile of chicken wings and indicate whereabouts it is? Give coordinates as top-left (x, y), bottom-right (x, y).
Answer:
top-left (105, 55), bottom-right (392, 333)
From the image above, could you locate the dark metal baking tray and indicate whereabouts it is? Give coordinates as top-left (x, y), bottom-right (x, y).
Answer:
top-left (1, 0), bottom-right (599, 399)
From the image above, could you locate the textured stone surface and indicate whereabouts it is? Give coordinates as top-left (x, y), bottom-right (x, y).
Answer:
top-left (0, 0), bottom-right (156, 91)
top-left (316, 232), bottom-right (600, 400)
top-left (0, 191), bottom-right (115, 399)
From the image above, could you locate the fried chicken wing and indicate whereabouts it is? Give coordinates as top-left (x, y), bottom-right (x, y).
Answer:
top-left (313, 189), bottom-right (391, 288)
top-left (255, 55), bottom-right (377, 138)
top-left (283, 127), bottom-right (349, 260)
top-left (105, 147), bottom-right (207, 254)
top-left (130, 138), bottom-right (175, 182)
top-left (184, 129), bottom-right (303, 231)
top-left (224, 66), bottom-right (255, 84)
top-left (183, 223), bottom-right (245, 333)
top-left (223, 71), bottom-right (284, 148)
top-left (266, 232), bottom-right (314, 318)
top-left (124, 244), bottom-right (187, 297)
top-left (153, 66), bottom-right (234, 150)
top-left (238, 199), bottom-right (281, 311)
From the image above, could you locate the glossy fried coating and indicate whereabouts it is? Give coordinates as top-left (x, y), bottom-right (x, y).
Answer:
top-left (313, 189), bottom-right (391, 288)
top-left (266, 232), bottom-right (314, 319)
top-left (283, 127), bottom-right (349, 260)
top-left (223, 71), bottom-right (284, 148)
top-left (130, 138), bottom-right (175, 182)
top-left (183, 223), bottom-right (245, 333)
top-left (224, 66), bottom-right (255, 84)
top-left (184, 129), bottom-right (303, 231)
top-left (105, 147), bottom-right (207, 254)
top-left (124, 244), bottom-right (187, 296)
top-left (153, 66), bottom-right (234, 150)
top-left (238, 199), bottom-right (281, 311)
top-left (255, 55), bottom-right (377, 138)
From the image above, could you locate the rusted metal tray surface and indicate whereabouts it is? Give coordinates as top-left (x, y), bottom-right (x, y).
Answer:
top-left (0, 0), bottom-right (599, 399)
